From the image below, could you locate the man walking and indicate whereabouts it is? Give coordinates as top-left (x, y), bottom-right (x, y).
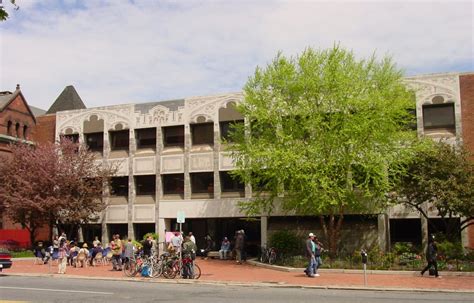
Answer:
top-left (304, 233), bottom-right (316, 277)
top-left (421, 235), bottom-right (440, 278)
top-left (111, 234), bottom-right (123, 271)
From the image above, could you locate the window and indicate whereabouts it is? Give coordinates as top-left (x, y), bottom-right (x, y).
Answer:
top-left (135, 175), bottom-right (156, 195)
top-left (191, 123), bottom-right (214, 145)
top-left (136, 128), bottom-right (156, 149)
top-left (220, 120), bottom-right (244, 142)
top-left (85, 132), bottom-right (104, 153)
top-left (190, 172), bottom-right (214, 194)
top-left (7, 121), bottom-right (12, 136)
top-left (61, 134), bottom-right (79, 143)
top-left (15, 123), bottom-right (20, 137)
top-left (220, 171), bottom-right (244, 192)
top-left (110, 177), bottom-right (128, 196)
top-left (162, 174), bottom-right (184, 196)
top-left (110, 130), bottom-right (129, 150)
top-left (23, 125), bottom-right (28, 139)
top-left (163, 125), bottom-right (184, 147)
top-left (423, 103), bottom-right (455, 131)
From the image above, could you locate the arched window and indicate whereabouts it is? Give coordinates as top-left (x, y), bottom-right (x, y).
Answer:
top-left (23, 125), bottom-right (28, 139)
top-left (7, 121), bottom-right (12, 136)
top-left (15, 123), bottom-right (20, 137)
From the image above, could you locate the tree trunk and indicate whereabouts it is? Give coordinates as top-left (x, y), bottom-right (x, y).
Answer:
top-left (319, 212), bottom-right (344, 258)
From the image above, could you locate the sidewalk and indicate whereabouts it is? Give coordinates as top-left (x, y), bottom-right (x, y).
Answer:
top-left (6, 258), bottom-right (474, 292)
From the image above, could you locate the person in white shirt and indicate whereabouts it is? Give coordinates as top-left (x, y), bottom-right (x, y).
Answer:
top-left (189, 232), bottom-right (196, 244)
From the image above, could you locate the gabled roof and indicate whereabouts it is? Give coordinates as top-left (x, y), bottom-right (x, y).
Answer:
top-left (46, 85), bottom-right (86, 114)
top-left (0, 86), bottom-right (37, 123)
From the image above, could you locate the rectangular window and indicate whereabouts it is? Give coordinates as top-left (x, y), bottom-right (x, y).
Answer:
top-left (423, 104), bottom-right (455, 130)
top-left (110, 130), bottom-right (129, 150)
top-left (110, 177), bottom-right (128, 196)
top-left (135, 175), bottom-right (156, 195)
top-left (85, 132), bottom-right (103, 153)
top-left (162, 174), bottom-right (184, 196)
top-left (220, 171), bottom-right (244, 192)
top-left (220, 120), bottom-right (244, 142)
top-left (191, 123), bottom-right (214, 145)
top-left (190, 172), bottom-right (214, 196)
top-left (136, 128), bottom-right (156, 149)
top-left (163, 125), bottom-right (184, 147)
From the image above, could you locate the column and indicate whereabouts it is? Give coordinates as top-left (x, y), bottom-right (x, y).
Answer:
top-left (128, 128), bottom-right (135, 240)
top-left (377, 213), bottom-right (389, 252)
top-left (184, 124), bottom-right (191, 200)
top-left (261, 216), bottom-right (268, 247)
top-left (77, 226), bottom-right (84, 242)
top-left (102, 129), bottom-right (110, 244)
top-left (155, 127), bottom-right (163, 236)
top-left (213, 121), bottom-right (221, 199)
top-left (101, 221), bottom-right (109, 244)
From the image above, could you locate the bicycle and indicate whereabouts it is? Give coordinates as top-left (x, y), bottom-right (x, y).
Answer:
top-left (260, 246), bottom-right (277, 265)
top-left (162, 253), bottom-right (201, 279)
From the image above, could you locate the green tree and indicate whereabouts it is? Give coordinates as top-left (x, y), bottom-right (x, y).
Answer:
top-left (395, 141), bottom-right (474, 240)
top-left (230, 46), bottom-right (416, 256)
top-left (0, 0), bottom-right (18, 21)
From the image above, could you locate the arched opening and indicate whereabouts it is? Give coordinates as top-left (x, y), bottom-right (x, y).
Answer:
top-left (23, 125), bottom-right (28, 139)
top-left (15, 123), bottom-right (20, 137)
top-left (7, 121), bottom-right (12, 136)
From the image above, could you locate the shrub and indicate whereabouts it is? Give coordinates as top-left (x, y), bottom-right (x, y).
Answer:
top-left (437, 240), bottom-right (463, 260)
top-left (268, 230), bottom-right (304, 257)
top-left (143, 233), bottom-right (159, 241)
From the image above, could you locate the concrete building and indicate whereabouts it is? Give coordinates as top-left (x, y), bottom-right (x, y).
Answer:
top-left (55, 72), bottom-right (474, 252)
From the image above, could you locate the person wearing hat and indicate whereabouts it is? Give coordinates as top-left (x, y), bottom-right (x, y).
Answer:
top-left (77, 243), bottom-right (89, 268)
top-left (219, 237), bottom-right (231, 260)
top-left (304, 233), bottom-right (317, 277)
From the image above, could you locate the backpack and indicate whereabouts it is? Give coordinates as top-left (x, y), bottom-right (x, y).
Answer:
top-left (141, 265), bottom-right (151, 277)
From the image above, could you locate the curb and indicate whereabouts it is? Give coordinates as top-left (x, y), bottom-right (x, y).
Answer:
top-left (3, 272), bottom-right (473, 294)
top-left (246, 259), bottom-right (474, 277)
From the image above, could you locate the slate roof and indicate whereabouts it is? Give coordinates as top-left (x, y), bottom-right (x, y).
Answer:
top-left (0, 90), bottom-right (20, 111)
top-left (46, 85), bottom-right (86, 114)
top-left (29, 105), bottom-right (47, 117)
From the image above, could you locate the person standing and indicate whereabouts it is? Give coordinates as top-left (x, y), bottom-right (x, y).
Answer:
top-left (143, 236), bottom-right (153, 258)
top-left (170, 232), bottom-right (182, 254)
top-left (57, 238), bottom-right (67, 274)
top-left (93, 236), bottom-right (100, 248)
top-left (189, 232), bottom-right (196, 244)
top-left (182, 236), bottom-right (197, 278)
top-left (219, 237), bottom-right (231, 260)
top-left (421, 235), bottom-right (440, 278)
top-left (234, 230), bottom-right (244, 264)
top-left (111, 234), bottom-right (123, 271)
top-left (304, 233), bottom-right (316, 278)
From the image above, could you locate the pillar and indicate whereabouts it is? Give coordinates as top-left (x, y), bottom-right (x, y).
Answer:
top-left (261, 216), bottom-right (268, 247)
top-left (213, 121), bottom-right (221, 199)
top-left (377, 213), bottom-right (389, 252)
top-left (184, 124), bottom-right (191, 199)
top-left (127, 128), bottom-right (135, 240)
top-left (77, 226), bottom-right (84, 242)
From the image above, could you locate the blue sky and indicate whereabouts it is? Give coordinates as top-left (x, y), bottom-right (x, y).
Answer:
top-left (1, 0), bottom-right (473, 110)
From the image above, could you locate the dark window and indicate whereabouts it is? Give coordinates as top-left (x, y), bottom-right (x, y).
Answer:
top-left (136, 128), bottom-right (156, 149)
top-left (220, 120), bottom-right (244, 142)
top-left (191, 123), bottom-right (214, 145)
top-left (110, 177), bottom-right (128, 196)
top-left (61, 134), bottom-right (79, 143)
top-left (135, 175), bottom-right (156, 195)
top-left (15, 123), bottom-right (20, 137)
top-left (162, 174), bottom-right (184, 195)
top-left (23, 125), bottom-right (28, 139)
top-left (110, 130), bottom-right (129, 150)
top-left (190, 172), bottom-right (214, 194)
top-left (220, 171), bottom-right (244, 192)
top-left (423, 104), bottom-right (455, 130)
top-left (6, 121), bottom-right (12, 136)
top-left (163, 125), bottom-right (184, 147)
top-left (85, 132), bottom-right (104, 153)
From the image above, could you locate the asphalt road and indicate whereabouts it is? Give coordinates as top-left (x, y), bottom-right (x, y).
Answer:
top-left (0, 275), bottom-right (472, 303)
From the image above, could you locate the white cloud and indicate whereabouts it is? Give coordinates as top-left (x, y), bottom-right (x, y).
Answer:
top-left (0, 0), bottom-right (472, 110)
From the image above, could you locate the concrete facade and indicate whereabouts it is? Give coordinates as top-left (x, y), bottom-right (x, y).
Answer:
top-left (55, 72), bottom-right (473, 250)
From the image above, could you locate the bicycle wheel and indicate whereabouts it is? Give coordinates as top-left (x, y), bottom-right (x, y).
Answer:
top-left (260, 248), bottom-right (268, 263)
top-left (162, 260), bottom-right (177, 279)
top-left (151, 260), bottom-right (163, 278)
top-left (268, 251), bottom-right (277, 265)
top-left (124, 259), bottom-right (138, 277)
top-left (192, 263), bottom-right (201, 279)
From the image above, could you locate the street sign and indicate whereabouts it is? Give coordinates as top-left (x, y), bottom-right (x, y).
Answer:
top-left (177, 210), bottom-right (185, 223)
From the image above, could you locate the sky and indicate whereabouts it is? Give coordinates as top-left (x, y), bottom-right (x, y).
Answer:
top-left (0, 0), bottom-right (473, 110)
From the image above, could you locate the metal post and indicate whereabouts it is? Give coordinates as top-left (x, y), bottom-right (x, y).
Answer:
top-left (363, 263), bottom-right (367, 286)
top-left (179, 222), bottom-right (182, 279)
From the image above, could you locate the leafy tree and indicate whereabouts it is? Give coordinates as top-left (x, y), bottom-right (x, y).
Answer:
top-left (230, 46), bottom-right (415, 256)
top-left (0, 140), bottom-right (116, 244)
top-left (0, 0), bottom-right (18, 21)
top-left (394, 141), bottom-right (474, 240)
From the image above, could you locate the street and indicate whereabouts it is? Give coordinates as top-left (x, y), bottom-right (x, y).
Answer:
top-left (0, 276), bottom-right (472, 303)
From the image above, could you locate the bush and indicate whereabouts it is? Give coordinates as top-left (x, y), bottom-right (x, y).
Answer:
top-left (11, 250), bottom-right (34, 258)
top-left (268, 230), bottom-right (304, 257)
top-left (437, 240), bottom-right (463, 260)
top-left (142, 233), bottom-right (158, 241)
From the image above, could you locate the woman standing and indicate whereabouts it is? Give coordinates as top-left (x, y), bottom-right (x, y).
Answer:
top-left (57, 238), bottom-right (67, 274)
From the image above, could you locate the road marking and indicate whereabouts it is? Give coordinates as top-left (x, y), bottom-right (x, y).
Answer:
top-left (0, 286), bottom-right (112, 295)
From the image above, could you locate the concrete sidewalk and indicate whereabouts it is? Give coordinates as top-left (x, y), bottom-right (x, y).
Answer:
top-left (6, 258), bottom-right (474, 293)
